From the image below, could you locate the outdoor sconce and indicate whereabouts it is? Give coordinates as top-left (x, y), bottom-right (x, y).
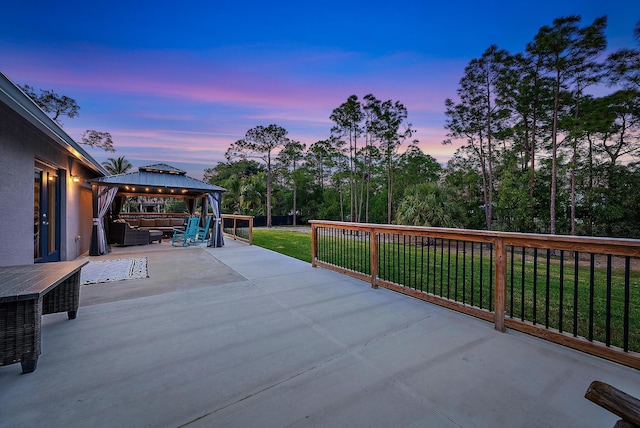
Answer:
top-left (71, 175), bottom-right (80, 183)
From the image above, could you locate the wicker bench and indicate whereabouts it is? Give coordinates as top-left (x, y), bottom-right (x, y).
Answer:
top-left (0, 260), bottom-right (87, 373)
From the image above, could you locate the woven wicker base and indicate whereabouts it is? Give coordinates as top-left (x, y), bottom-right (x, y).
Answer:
top-left (1, 261), bottom-right (85, 373)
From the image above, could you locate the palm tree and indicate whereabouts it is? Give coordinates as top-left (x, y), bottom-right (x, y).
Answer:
top-left (102, 156), bottom-right (132, 175)
top-left (222, 175), bottom-right (242, 214)
top-left (396, 183), bottom-right (463, 228)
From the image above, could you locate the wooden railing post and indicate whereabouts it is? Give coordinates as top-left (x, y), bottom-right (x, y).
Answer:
top-left (370, 228), bottom-right (378, 288)
top-left (494, 237), bottom-right (506, 332)
top-left (311, 224), bottom-right (318, 268)
top-left (233, 218), bottom-right (237, 239)
top-left (248, 216), bottom-right (253, 245)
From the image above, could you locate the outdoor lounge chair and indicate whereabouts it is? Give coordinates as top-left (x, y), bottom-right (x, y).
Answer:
top-left (171, 217), bottom-right (200, 247)
top-left (109, 222), bottom-right (151, 246)
top-left (195, 216), bottom-right (212, 243)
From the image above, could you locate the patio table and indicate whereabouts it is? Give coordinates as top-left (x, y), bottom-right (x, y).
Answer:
top-left (0, 259), bottom-right (87, 373)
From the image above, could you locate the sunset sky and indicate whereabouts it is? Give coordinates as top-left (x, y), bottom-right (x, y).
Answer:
top-left (2, 1), bottom-right (638, 179)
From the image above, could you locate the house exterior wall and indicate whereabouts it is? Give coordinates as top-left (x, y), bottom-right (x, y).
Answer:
top-left (0, 92), bottom-right (98, 266)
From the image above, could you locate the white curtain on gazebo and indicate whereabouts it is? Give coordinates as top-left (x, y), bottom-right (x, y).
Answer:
top-left (95, 186), bottom-right (118, 255)
top-left (207, 193), bottom-right (224, 247)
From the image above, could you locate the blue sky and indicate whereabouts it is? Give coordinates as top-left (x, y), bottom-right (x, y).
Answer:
top-left (2, 1), bottom-right (638, 179)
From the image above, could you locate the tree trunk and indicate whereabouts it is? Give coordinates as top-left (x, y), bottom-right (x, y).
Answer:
top-left (266, 154), bottom-right (272, 228)
top-left (550, 71), bottom-right (560, 235)
top-left (292, 178), bottom-right (297, 226)
top-left (486, 83), bottom-right (494, 232)
top-left (571, 143), bottom-right (577, 235)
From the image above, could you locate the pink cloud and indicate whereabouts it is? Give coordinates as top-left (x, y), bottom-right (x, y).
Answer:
top-left (3, 42), bottom-right (464, 175)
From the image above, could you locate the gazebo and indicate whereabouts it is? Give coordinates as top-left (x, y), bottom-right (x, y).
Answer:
top-left (89, 163), bottom-right (226, 255)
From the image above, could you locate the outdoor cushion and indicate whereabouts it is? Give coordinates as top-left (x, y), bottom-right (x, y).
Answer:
top-left (170, 218), bottom-right (185, 226)
top-left (127, 219), bottom-right (141, 227)
top-left (155, 219), bottom-right (171, 227)
top-left (140, 219), bottom-right (156, 227)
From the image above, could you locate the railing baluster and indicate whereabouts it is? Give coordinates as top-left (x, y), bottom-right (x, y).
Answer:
top-left (463, 241), bottom-right (467, 305)
top-left (624, 256), bottom-right (630, 352)
top-left (440, 239), bottom-right (444, 297)
top-left (455, 240), bottom-right (460, 301)
top-left (403, 234), bottom-right (407, 287)
top-left (606, 254), bottom-right (612, 347)
top-left (479, 244), bottom-right (484, 310)
top-left (446, 239), bottom-right (451, 299)
top-left (559, 250), bottom-right (565, 333)
top-left (533, 248), bottom-right (538, 325)
top-left (574, 252), bottom-right (579, 337)
top-left (432, 238), bottom-right (437, 295)
top-left (589, 253), bottom-right (595, 342)
top-left (471, 242), bottom-right (475, 307)
top-left (545, 249), bottom-right (551, 329)
top-left (489, 243), bottom-right (493, 311)
top-left (509, 245), bottom-right (514, 318)
top-left (413, 236), bottom-right (418, 290)
top-left (521, 247), bottom-right (526, 321)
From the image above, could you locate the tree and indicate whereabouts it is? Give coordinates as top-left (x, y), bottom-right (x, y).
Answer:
top-left (370, 98), bottom-right (415, 223)
top-left (20, 84), bottom-right (116, 152)
top-left (396, 144), bottom-right (442, 188)
top-left (395, 183), bottom-right (463, 228)
top-left (83, 130), bottom-right (115, 152)
top-left (225, 124), bottom-right (289, 227)
top-left (330, 95), bottom-right (364, 222)
top-left (306, 139), bottom-right (339, 190)
top-left (444, 45), bottom-right (510, 230)
top-left (102, 156), bottom-right (132, 175)
top-left (530, 15), bottom-right (607, 234)
top-left (19, 84), bottom-right (80, 125)
top-left (221, 175), bottom-right (243, 214)
top-left (204, 159), bottom-right (264, 184)
top-left (277, 140), bottom-right (306, 225)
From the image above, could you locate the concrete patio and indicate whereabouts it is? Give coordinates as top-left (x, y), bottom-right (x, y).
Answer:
top-left (1, 238), bottom-right (639, 427)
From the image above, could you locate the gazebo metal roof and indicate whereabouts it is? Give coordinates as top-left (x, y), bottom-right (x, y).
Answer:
top-left (91, 163), bottom-right (225, 196)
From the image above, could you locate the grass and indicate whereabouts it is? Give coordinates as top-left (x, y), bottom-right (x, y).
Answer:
top-left (252, 228), bottom-right (312, 262)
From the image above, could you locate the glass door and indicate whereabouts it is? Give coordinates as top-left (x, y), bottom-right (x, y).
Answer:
top-left (34, 166), bottom-right (60, 262)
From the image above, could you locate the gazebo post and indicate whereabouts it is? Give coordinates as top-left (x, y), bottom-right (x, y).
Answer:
top-left (89, 183), bottom-right (100, 256)
top-left (201, 195), bottom-right (208, 227)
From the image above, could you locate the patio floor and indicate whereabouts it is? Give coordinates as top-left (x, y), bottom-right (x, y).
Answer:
top-left (1, 238), bottom-right (639, 427)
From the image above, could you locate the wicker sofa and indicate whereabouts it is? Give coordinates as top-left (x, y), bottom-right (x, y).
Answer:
top-left (108, 222), bottom-right (152, 246)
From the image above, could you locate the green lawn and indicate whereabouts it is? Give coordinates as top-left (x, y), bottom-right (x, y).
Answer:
top-left (252, 228), bottom-right (312, 262)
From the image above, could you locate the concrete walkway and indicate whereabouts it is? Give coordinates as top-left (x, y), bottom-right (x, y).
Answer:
top-left (1, 239), bottom-right (638, 427)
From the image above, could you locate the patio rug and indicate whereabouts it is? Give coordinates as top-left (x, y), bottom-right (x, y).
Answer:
top-left (81, 257), bottom-right (148, 285)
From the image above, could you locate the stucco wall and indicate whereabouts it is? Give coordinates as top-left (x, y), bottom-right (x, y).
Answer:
top-left (0, 102), bottom-right (96, 265)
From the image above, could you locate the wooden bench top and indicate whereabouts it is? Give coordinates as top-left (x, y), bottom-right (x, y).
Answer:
top-left (0, 260), bottom-right (88, 303)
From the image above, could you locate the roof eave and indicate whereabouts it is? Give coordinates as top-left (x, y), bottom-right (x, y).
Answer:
top-left (0, 71), bottom-right (108, 176)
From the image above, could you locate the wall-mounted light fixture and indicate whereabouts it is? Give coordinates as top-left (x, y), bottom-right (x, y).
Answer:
top-left (71, 175), bottom-right (80, 183)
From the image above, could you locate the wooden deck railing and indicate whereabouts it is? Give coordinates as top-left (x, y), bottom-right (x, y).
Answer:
top-left (221, 214), bottom-right (253, 245)
top-left (310, 220), bottom-right (640, 369)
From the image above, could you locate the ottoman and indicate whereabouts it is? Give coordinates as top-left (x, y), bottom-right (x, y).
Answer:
top-left (149, 230), bottom-right (163, 243)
